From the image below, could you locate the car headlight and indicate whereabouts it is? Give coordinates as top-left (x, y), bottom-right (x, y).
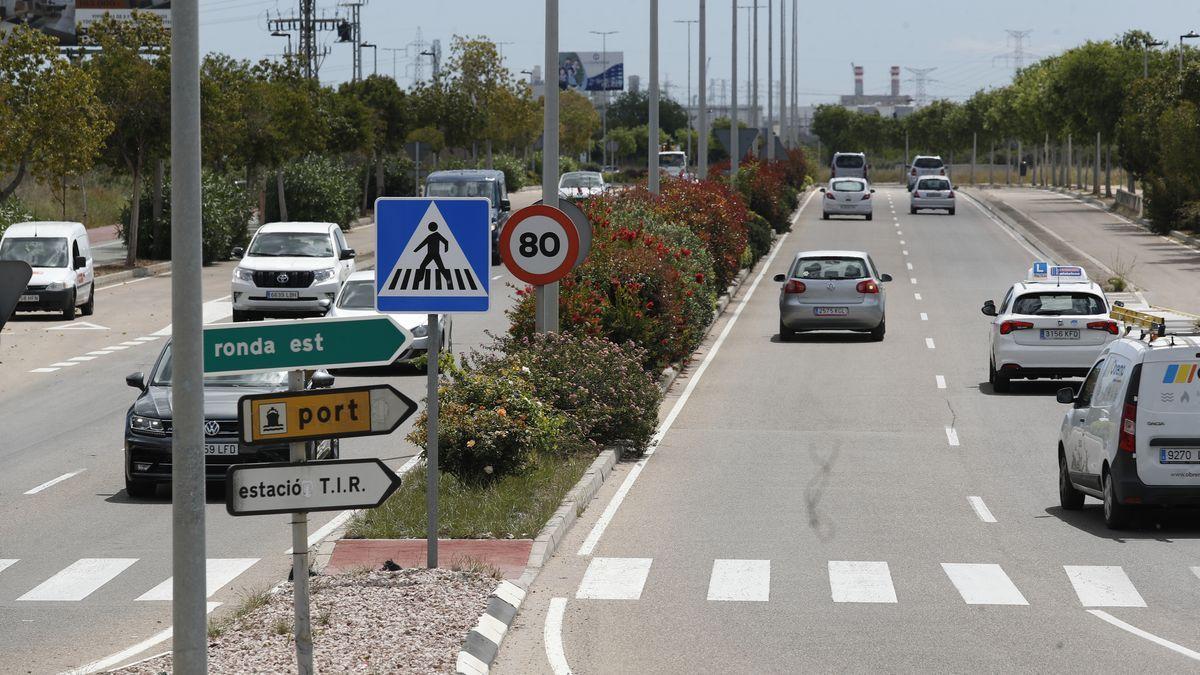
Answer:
top-left (46, 281), bottom-right (66, 291)
top-left (233, 267), bottom-right (254, 283)
top-left (411, 324), bottom-right (428, 338)
top-left (130, 415), bottom-right (167, 434)
top-left (312, 267), bottom-right (337, 283)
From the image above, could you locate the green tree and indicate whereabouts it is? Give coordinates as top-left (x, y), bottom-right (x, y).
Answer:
top-left (339, 75), bottom-right (412, 201)
top-left (559, 89), bottom-right (600, 157)
top-left (608, 90), bottom-right (688, 134)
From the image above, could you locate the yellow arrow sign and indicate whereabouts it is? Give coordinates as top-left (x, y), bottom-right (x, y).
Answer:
top-left (238, 385), bottom-right (417, 445)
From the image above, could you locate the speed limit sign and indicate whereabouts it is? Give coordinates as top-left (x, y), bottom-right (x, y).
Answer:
top-left (499, 204), bottom-right (581, 285)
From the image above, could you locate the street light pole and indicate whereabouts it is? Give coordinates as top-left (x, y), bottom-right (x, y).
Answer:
top-left (271, 30), bottom-right (292, 57)
top-left (649, 0), bottom-right (660, 193)
top-left (1144, 39), bottom-right (1166, 77)
top-left (538, 0), bottom-right (559, 333)
top-left (778, 0), bottom-right (785, 154)
top-left (675, 19), bottom-right (698, 170)
top-left (698, 0), bottom-right (708, 179)
top-left (730, 0), bottom-right (738, 182)
top-left (590, 30), bottom-right (618, 169)
top-left (766, 0), bottom-right (773, 160)
top-left (752, 0), bottom-right (758, 156)
top-left (1180, 31), bottom-right (1199, 76)
top-left (361, 42), bottom-right (377, 76)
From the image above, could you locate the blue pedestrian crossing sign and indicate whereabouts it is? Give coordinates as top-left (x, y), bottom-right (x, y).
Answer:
top-left (375, 197), bottom-right (491, 313)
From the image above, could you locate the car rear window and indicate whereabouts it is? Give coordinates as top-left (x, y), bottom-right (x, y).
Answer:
top-left (831, 180), bottom-right (865, 192)
top-left (834, 155), bottom-right (865, 168)
top-left (1012, 292), bottom-right (1105, 316)
top-left (914, 157), bottom-right (943, 169)
top-left (337, 280), bottom-right (376, 309)
top-left (792, 256), bottom-right (869, 280)
top-left (917, 179), bottom-right (950, 190)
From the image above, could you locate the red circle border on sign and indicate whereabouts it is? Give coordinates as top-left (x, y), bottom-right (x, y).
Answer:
top-left (499, 204), bottom-right (581, 285)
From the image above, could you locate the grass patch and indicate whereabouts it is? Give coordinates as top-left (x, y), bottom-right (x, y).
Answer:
top-left (450, 555), bottom-right (504, 579)
top-left (208, 584), bottom-right (273, 638)
top-left (14, 170), bottom-right (131, 229)
top-left (347, 452), bottom-right (593, 539)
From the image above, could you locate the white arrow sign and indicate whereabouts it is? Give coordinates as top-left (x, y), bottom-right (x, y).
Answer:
top-left (225, 458), bottom-right (402, 516)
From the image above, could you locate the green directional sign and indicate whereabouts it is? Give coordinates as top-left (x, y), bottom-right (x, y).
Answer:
top-left (203, 316), bottom-right (412, 375)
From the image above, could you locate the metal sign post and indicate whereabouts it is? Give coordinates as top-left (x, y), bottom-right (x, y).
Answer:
top-left (425, 313), bottom-right (440, 567)
top-left (540, 0), bottom-right (560, 333)
top-left (287, 370), bottom-right (314, 675)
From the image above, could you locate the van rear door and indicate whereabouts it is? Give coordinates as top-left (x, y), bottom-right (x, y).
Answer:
top-left (1136, 352), bottom-right (1200, 487)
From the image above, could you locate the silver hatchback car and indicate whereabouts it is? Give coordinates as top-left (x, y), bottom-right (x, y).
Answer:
top-left (775, 250), bottom-right (892, 341)
top-left (910, 176), bottom-right (956, 215)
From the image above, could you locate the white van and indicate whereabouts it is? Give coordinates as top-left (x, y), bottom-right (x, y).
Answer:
top-left (0, 221), bottom-right (95, 320)
top-left (1057, 306), bottom-right (1200, 528)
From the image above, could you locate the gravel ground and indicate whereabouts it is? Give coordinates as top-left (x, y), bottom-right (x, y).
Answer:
top-left (119, 568), bottom-right (496, 674)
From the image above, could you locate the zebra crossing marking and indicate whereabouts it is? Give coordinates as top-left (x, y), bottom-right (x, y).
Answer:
top-left (829, 561), bottom-right (897, 603)
top-left (707, 559), bottom-right (771, 602)
top-left (576, 557), bottom-right (652, 600)
top-left (942, 563), bottom-right (1028, 605)
top-left (135, 558), bottom-right (260, 601)
top-left (1064, 565), bottom-right (1146, 607)
top-left (17, 558), bottom-right (138, 602)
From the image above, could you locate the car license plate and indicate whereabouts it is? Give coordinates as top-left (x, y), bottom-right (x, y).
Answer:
top-left (814, 307), bottom-right (849, 316)
top-left (266, 290), bottom-right (300, 300)
top-left (19, 294), bottom-right (38, 302)
top-left (204, 443), bottom-right (238, 456)
top-left (1160, 448), bottom-right (1200, 464)
top-left (839, 204), bottom-right (855, 209)
top-left (1040, 329), bottom-right (1079, 340)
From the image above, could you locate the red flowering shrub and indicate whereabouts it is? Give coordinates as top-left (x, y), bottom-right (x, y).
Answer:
top-left (736, 157), bottom-right (800, 233)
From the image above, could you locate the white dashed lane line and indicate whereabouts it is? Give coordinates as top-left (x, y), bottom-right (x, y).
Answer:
top-left (23, 470), bottom-right (86, 495)
top-left (920, 312), bottom-right (928, 321)
top-left (906, 262), bottom-right (913, 270)
top-left (925, 337), bottom-right (936, 349)
top-left (29, 368), bottom-right (58, 373)
top-left (968, 496), bottom-right (997, 523)
top-left (910, 278), bottom-right (918, 284)
top-left (945, 426), bottom-right (960, 446)
top-left (50, 362), bottom-right (79, 368)
top-left (936, 375), bottom-right (946, 389)
top-left (914, 293), bottom-right (922, 300)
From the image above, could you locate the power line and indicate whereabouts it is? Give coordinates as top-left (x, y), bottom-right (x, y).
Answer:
top-left (993, 29), bottom-right (1034, 76)
top-left (905, 67), bottom-right (937, 106)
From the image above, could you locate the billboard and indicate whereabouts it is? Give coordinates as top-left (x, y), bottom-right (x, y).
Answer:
top-left (0, 1), bottom-right (170, 46)
top-left (558, 51), bottom-right (623, 92)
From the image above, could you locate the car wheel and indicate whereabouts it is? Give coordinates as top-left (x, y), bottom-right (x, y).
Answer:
top-left (492, 249), bottom-right (501, 266)
top-left (949, 208), bottom-right (956, 216)
top-left (779, 319), bottom-right (796, 341)
top-left (1059, 452), bottom-right (1085, 510)
top-left (58, 289), bottom-right (76, 321)
top-left (822, 212), bottom-right (830, 221)
top-left (869, 319), bottom-right (885, 341)
top-left (910, 206), bottom-right (917, 214)
top-left (865, 213), bottom-right (873, 221)
top-left (989, 359), bottom-right (1011, 393)
top-left (125, 476), bottom-right (156, 498)
top-left (1102, 471), bottom-right (1131, 529)
top-left (81, 287), bottom-right (95, 316)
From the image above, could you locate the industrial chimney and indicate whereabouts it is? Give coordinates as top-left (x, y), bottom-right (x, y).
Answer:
top-left (854, 64), bottom-right (864, 97)
top-left (890, 66), bottom-right (900, 97)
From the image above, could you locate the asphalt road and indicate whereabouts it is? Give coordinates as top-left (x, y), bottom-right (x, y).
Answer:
top-left (495, 186), bottom-right (1200, 673)
top-left (0, 189), bottom-right (538, 672)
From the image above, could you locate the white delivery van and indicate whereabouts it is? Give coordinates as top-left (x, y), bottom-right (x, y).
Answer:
top-left (0, 221), bottom-right (95, 320)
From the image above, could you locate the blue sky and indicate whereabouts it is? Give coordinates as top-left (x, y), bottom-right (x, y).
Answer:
top-left (198, 0), bottom-right (1200, 105)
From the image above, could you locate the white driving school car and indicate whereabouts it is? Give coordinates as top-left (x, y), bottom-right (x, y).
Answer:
top-left (982, 263), bottom-right (1117, 392)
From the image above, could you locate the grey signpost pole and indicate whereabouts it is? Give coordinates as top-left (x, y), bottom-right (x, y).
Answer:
top-left (169, 1), bottom-right (206, 672)
top-left (766, 0), bottom-right (773, 161)
top-left (730, 0), bottom-right (738, 182)
top-left (537, 0), bottom-right (560, 332)
top-left (288, 370), bottom-right (314, 674)
top-left (426, 315), bottom-right (440, 566)
top-left (648, 0), bottom-right (660, 194)
top-left (698, 0), bottom-right (708, 179)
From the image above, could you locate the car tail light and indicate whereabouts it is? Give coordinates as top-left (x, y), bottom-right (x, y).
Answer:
top-left (912, 191), bottom-right (920, 198)
top-left (856, 280), bottom-right (879, 294)
top-left (831, 167), bottom-right (836, 177)
top-left (861, 193), bottom-right (871, 200)
top-left (825, 191), bottom-right (836, 200)
top-left (1087, 320), bottom-right (1120, 335)
top-left (999, 320), bottom-right (1034, 335)
top-left (783, 279), bottom-right (806, 294)
top-left (1118, 402), bottom-right (1137, 452)
top-left (948, 190), bottom-right (955, 198)
top-left (911, 168), bottom-right (917, 175)
top-left (939, 168), bottom-right (946, 175)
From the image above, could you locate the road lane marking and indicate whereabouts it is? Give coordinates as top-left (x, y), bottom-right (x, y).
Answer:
top-left (914, 293), bottom-right (922, 300)
top-left (707, 559), bottom-right (771, 602)
top-left (942, 563), bottom-right (1027, 605)
top-left (87, 350), bottom-right (113, 355)
top-left (925, 338), bottom-right (936, 349)
top-left (544, 598), bottom-right (573, 675)
top-left (961, 192), bottom-right (1051, 262)
top-left (1088, 610), bottom-right (1200, 662)
top-left (902, 250), bottom-right (909, 256)
top-left (492, 275), bottom-right (502, 280)
top-left (135, 558), bottom-right (260, 601)
top-left (119, 341), bottom-right (142, 346)
top-left (1064, 565), bottom-right (1146, 607)
top-left (910, 277), bottom-right (918, 284)
top-left (24, 469), bottom-right (85, 494)
top-left (153, 295), bottom-right (232, 336)
top-left (135, 336), bottom-right (160, 342)
top-left (71, 603), bottom-right (221, 674)
top-left (906, 262), bottom-right (914, 270)
top-left (968, 496), bottom-right (997, 522)
top-left (576, 557), bottom-right (652, 600)
top-left (46, 321), bottom-right (108, 331)
top-left (900, 240), bottom-right (906, 245)
top-left (945, 426), bottom-right (960, 446)
top-left (50, 361), bottom-right (80, 367)
top-left (103, 345), bottom-right (129, 350)
top-left (576, 196), bottom-right (806, 557)
top-left (0, 559), bottom-right (17, 575)
top-left (17, 558), bottom-right (138, 601)
top-left (920, 312), bottom-right (929, 321)
top-left (936, 375), bottom-right (946, 389)
top-left (69, 356), bottom-right (96, 362)
top-left (829, 561), bottom-right (897, 603)
top-left (897, 230), bottom-right (903, 235)
top-left (29, 368), bottom-right (59, 373)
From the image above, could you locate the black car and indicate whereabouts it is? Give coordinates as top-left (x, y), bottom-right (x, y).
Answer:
top-left (124, 341), bottom-right (338, 498)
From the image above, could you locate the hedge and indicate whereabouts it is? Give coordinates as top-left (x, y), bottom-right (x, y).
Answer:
top-left (120, 171), bottom-right (252, 264)
top-left (265, 154), bottom-right (359, 228)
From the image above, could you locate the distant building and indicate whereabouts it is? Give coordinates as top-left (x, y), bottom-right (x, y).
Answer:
top-left (628, 74), bottom-right (640, 93)
top-left (839, 65), bottom-right (914, 118)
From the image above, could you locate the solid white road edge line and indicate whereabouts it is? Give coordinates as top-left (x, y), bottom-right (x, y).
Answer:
top-left (968, 496), bottom-right (997, 523)
top-left (961, 192), bottom-right (1053, 263)
top-left (544, 597), bottom-right (572, 675)
top-left (1087, 609), bottom-right (1200, 662)
top-left (67, 603), bottom-right (221, 674)
top-left (24, 469), bottom-right (85, 495)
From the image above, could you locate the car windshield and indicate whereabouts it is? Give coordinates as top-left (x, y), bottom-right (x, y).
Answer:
top-left (914, 157), bottom-right (943, 169)
top-left (0, 237), bottom-right (69, 268)
top-left (337, 280), bottom-right (376, 309)
top-left (918, 179), bottom-right (951, 190)
top-left (792, 256), bottom-right (869, 280)
top-left (831, 180), bottom-right (865, 192)
top-left (834, 155), bottom-right (865, 168)
top-left (1012, 292), bottom-right (1105, 316)
top-left (561, 174), bottom-right (603, 188)
top-left (152, 345), bottom-right (289, 387)
top-left (659, 153), bottom-right (686, 168)
top-left (426, 179), bottom-right (496, 204)
top-left (247, 232), bottom-right (333, 258)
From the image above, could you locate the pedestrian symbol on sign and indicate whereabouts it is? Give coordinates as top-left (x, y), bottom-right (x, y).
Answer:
top-left (379, 202), bottom-right (487, 296)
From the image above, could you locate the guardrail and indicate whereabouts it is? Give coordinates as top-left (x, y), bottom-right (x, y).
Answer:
top-left (1115, 188), bottom-right (1142, 216)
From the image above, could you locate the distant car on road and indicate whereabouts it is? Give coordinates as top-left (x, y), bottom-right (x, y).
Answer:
top-left (830, 152), bottom-right (868, 181)
top-left (558, 171), bottom-right (607, 199)
top-left (424, 169), bottom-right (511, 265)
top-left (907, 155), bottom-right (946, 190)
top-left (910, 176), bottom-right (956, 215)
top-left (658, 150), bottom-right (688, 178)
top-left (230, 222), bottom-right (356, 321)
top-left (821, 178), bottom-right (875, 220)
top-left (775, 250), bottom-right (892, 341)
top-left (123, 341), bottom-right (338, 498)
top-left (0, 221), bottom-right (94, 320)
top-left (326, 270), bottom-right (450, 368)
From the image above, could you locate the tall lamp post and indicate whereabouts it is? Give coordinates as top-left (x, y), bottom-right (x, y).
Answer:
top-left (589, 29), bottom-right (618, 170)
top-left (1180, 31), bottom-right (1199, 75)
top-left (271, 30), bottom-right (292, 57)
top-left (1144, 38), bottom-right (1166, 77)
top-left (675, 19), bottom-right (698, 170)
top-left (360, 42), bottom-right (377, 76)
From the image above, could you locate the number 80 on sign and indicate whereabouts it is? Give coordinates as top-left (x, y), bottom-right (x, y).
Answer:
top-left (499, 204), bottom-right (580, 285)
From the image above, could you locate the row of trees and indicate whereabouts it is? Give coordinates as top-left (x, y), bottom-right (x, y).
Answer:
top-left (809, 30), bottom-right (1200, 231)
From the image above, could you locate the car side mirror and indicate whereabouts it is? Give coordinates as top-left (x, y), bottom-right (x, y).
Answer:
top-left (501, 198), bottom-right (511, 211)
top-left (981, 301), bottom-right (997, 317)
top-left (340, 249), bottom-right (356, 260)
top-left (310, 372), bottom-right (335, 389)
top-left (74, 255), bottom-right (87, 270)
top-left (870, 188), bottom-right (876, 193)
top-left (879, 273), bottom-right (893, 283)
top-left (1056, 387), bottom-right (1076, 404)
top-left (1113, 300), bottom-right (1125, 308)
top-left (126, 371), bottom-right (146, 390)
top-left (819, 187), bottom-right (826, 192)
top-left (773, 273), bottom-right (786, 282)
top-left (231, 246), bottom-right (245, 258)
